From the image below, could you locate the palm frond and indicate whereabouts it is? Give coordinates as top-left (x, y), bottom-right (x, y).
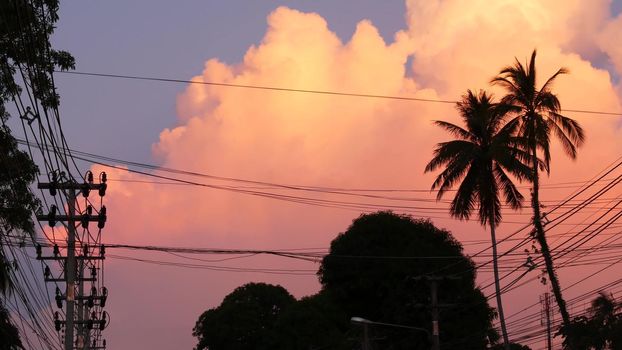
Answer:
top-left (449, 166), bottom-right (479, 221)
top-left (550, 112), bottom-right (585, 147)
top-left (540, 67), bottom-right (569, 93)
top-left (425, 140), bottom-right (476, 172)
top-left (545, 118), bottom-right (578, 159)
top-left (494, 163), bottom-right (525, 211)
top-left (432, 120), bottom-right (474, 141)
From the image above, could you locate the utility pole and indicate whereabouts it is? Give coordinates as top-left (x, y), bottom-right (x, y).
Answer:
top-left (65, 188), bottom-right (76, 350)
top-left (362, 323), bottom-right (372, 350)
top-left (413, 275), bottom-right (460, 350)
top-left (36, 172), bottom-right (109, 350)
top-left (430, 279), bottom-right (440, 350)
top-left (541, 293), bottom-right (552, 350)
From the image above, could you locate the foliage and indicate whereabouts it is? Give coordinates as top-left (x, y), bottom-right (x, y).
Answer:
top-left (193, 212), bottom-right (499, 349)
top-left (0, 0), bottom-right (75, 109)
top-left (0, 0), bottom-right (73, 294)
top-left (0, 2), bottom-right (73, 347)
top-left (0, 299), bottom-right (23, 349)
top-left (318, 211), bottom-right (497, 350)
top-left (425, 90), bottom-right (532, 227)
top-left (270, 291), bottom-right (353, 350)
top-left (192, 282), bottom-right (296, 350)
top-left (560, 292), bottom-right (622, 350)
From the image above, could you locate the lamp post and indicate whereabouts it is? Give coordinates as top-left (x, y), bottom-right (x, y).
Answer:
top-left (350, 316), bottom-right (431, 350)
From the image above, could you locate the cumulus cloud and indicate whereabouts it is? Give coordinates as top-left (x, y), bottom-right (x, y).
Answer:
top-left (95, 2), bottom-right (622, 348)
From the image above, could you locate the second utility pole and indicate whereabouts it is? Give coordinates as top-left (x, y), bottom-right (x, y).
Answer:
top-left (430, 279), bottom-right (440, 350)
top-left (65, 188), bottom-right (77, 350)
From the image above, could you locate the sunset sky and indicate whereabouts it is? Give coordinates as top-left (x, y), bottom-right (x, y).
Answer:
top-left (35, 1), bottom-right (622, 348)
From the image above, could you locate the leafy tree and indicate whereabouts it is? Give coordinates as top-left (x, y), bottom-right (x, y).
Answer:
top-left (425, 89), bottom-right (533, 349)
top-left (318, 211), bottom-right (497, 350)
top-left (192, 282), bottom-right (296, 350)
top-left (0, 299), bottom-right (23, 350)
top-left (0, 0), bottom-right (73, 291)
top-left (0, 1), bottom-right (73, 347)
top-left (561, 292), bottom-right (622, 350)
top-left (492, 50), bottom-right (585, 331)
top-left (270, 291), bottom-right (353, 350)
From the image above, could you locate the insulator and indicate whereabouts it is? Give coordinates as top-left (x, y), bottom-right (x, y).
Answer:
top-left (44, 266), bottom-right (51, 279)
top-left (86, 205), bottom-right (93, 215)
top-left (48, 205), bottom-right (57, 227)
top-left (36, 244), bottom-right (42, 259)
top-left (50, 172), bottom-right (58, 196)
top-left (100, 172), bottom-right (107, 183)
top-left (88, 296), bottom-right (94, 308)
top-left (100, 245), bottom-right (106, 257)
top-left (98, 206), bottom-right (107, 229)
top-left (53, 244), bottom-right (60, 257)
top-left (98, 183), bottom-right (107, 197)
top-left (101, 287), bottom-right (108, 307)
top-left (81, 183), bottom-right (91, 198)
top-left (103, 339), bottom-right (107, 347)
top-left (83, 244), bottom-right (89, 256)
top-left (100, 312), bottom-right (108, 330)
top-left (81, 213), bottom-right (89, 229)
top-left (90, 266), bottom-right (97, 278)
top-left (55, 288), bottom-right (63, 309)
top-left (91, 286), bottom-right (98, 296)
top-left (54, 312), bottom-right (62, 331)
top-left (86, 171), bottom-right (94, 184)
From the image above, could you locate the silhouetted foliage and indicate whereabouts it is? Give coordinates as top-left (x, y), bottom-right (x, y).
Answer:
top-left (270, 291), bottom-right (353, 350)
top-left (560, 292), bottom-right (622, 350)
top-left (192, 212), bottom-right (500, 349)
top-left (0, 299), bottom-right (23, 349)
top-left (192, 283), bottom-right (296, 350)
top-left (318, 211), bottom-right (497, 350)
top-left (0, 0), bottom-right (73, 293)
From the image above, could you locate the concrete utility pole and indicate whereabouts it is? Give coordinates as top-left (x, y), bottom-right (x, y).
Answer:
top-left (430, 279), bottom-right (440, 350)
top-left (36, 173), bottom-right (109, 350)
top-left (65, 188), bottom-right (76, 350)
top-left (541, 293), bottom-right (552, 350)
top-left (413, 275), bottom-right (460, 350)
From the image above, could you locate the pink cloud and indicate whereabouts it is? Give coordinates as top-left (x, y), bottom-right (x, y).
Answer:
top-left (91, 3), bottom-right (622, 348)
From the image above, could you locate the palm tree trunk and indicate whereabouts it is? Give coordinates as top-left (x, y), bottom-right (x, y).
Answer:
top-left (530, 145), bottom-right (572, 330)
top-left (489, 218), bottom-right (511, 350)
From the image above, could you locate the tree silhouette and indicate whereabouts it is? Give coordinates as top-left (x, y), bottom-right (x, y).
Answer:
top-left (0, 299), bottom-right (23, 349)
top-left (425, 90), bottom-right (533, 349)
top-left (0, 0), bottom-right (74, 292)
top-left (319, 211), bottom-right (497, 349)
top-left (492, 50), bottom-right (585, 332)
top-left (561, 292), bottom-right (622, 349)
top-left (192, 282), bottom-right (296, 350)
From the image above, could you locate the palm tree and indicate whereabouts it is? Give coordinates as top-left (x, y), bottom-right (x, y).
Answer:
top-left (425, 90), bottom-right (532, 349)
top-left (492, 50), bottom-right (585, 331)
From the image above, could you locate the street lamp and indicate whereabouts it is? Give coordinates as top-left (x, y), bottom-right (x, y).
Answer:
top-left (350, 316), bottom-right (431, 350)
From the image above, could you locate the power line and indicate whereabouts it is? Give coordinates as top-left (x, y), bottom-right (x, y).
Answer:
top-left (55, 71), bottom-right (622, 116)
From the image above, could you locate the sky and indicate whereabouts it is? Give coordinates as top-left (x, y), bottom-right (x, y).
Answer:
top-left (23, 0), bottom-right (622, 349)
